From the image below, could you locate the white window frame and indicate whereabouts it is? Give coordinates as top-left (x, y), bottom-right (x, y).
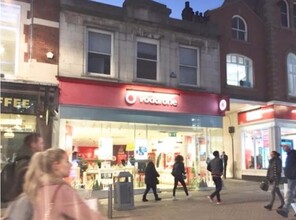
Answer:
top-left (0, 2), bottom-right (21, 76)
top-left (231, 15), bottom-right (248, 41)
top-left (178, 45), bottom-right (200, 87)
top-left (135, 37), bottom-right (159, 82)
top-left (280, 0), bottom-right (290, 28)
top-left (226, 54), bottom-right (253, 88)
top-left (287, 53), bottom-right (296, 96)
top-left (85, 28), bottom-right (114, 78)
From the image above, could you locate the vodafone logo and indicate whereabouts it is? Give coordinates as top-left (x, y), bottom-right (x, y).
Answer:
top-left (125, 93), bottom-right (137, 105)
top-left (125, 91), bottom-right (178, 107)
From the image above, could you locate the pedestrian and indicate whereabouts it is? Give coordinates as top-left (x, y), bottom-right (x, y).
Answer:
top-left (277, 145), bottom-right (296, 218)
top-left (221, 151), bottom-right (228, 179)
top-left (207, 151), bottom-right (223, 205)
top-left (3, 133), bottom-right (44, 202)
top-left (25, 148), bottom-right (104, 220)
top-left (171, 155), bottom-right (190, 200)
top-left (142, 160), bottom-right (161, 202)
top-left (264, 151), bottom-right (284, 210)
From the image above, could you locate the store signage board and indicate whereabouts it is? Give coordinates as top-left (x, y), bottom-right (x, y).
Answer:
top-left (58, 77), bottom-right (230, 116)
top-left (135, 139), bottom-right (148, 160)
top-left (0, 93), bottom-right (37, 115)
top-left (125, 90), bottom-right (178, 107)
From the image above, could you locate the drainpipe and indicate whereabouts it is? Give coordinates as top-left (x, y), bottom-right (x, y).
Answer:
top-left (29, 0), bottom-right (34, 61)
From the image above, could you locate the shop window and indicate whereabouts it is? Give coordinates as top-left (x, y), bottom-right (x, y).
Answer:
top-left (179, 46), bottom-right (199, 86)
top-left (279, 0), bottom-right (289, 27)
top-left (280, 127), bottom-right (296, 168)
top-left (287, 53), bottom-right (296, 96)
top-left (243, 129), bottom-right (271, 170)
top-left (226, 54), bottom-right (253, 87)
top-left (87, 30), bottom-right (112, 76)
top-left (231, 15), bottom-right (247, 41)
top-left (0, 3), bottom-right (20, 75)
top-left (136, 40), bottom-right (158, 81)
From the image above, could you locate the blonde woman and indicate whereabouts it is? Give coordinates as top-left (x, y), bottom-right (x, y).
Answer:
top-left (24, 148), bottom-right (104, 220)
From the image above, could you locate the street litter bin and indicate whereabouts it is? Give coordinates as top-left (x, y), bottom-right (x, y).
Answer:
top-left (113, 172), bottom-right (134, 211)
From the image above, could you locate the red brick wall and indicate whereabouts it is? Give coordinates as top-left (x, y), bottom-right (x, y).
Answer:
top-left (24, 24), bottom-right (59, 64)
top-left (210, 2), bottom-right (266, 101)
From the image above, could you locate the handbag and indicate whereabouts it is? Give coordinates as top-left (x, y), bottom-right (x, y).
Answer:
top-left (260, 179), bottom-right (269, 191)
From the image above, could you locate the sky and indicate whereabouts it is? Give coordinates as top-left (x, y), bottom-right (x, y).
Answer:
top-left (94, 0), bottom-right (224, 18)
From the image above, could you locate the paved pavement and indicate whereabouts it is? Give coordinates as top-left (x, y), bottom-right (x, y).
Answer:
top-left (98, 179), bottom-right (296, 220)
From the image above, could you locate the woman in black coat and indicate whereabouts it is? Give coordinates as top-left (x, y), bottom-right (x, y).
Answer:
top-left (142, 161), bottom-right (161, 202)
top-left (264, 151), bottom-right (284, 210)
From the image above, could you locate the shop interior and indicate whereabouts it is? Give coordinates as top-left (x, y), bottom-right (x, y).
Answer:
top-left (0, 113), bottom-right (36, 168)
top-left (61, 119), bottom-right (223, 190)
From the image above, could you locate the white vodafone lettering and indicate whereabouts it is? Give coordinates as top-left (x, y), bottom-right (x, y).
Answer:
top-left (125, 92), bottom-right (177, 107)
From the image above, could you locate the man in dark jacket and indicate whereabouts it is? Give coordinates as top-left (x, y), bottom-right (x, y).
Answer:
top-left (277, 145), bottom-right (296, 218)
top-left (264, 151), bottom-right (284, 210)
top-left (207, 151), bottom-right (223, 204)
top-left (10, 133), bottom-right (44, 200)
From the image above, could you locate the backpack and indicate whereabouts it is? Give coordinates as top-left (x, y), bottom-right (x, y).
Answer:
top-left (1, 156), bottom-right (30, 202)
top-left (2, 194), bottom-right (33, 220)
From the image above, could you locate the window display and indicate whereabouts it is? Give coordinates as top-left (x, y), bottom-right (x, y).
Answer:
top-left (243, 128), bottom-right (270, 170)
top-left (60, 119), bottom-right (223, 190)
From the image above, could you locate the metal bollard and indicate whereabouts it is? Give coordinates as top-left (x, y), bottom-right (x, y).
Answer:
top-left (108, 184), bottom-right (113, 219)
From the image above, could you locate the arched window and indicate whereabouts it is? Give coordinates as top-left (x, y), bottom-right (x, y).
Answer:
top-left (287, 53), bottom-right (296, 96)
top-left (232, 15), bottom-right (247, 41)
top-left (226, 54), bottom-right (253, 87)
top-left (279, 0), bottom-right (289, 27)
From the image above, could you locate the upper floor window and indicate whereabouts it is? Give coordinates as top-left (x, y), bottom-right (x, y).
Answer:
top-left (279, 0), bottom-right (289, 27)
top-left (179, 46), bottom-right (199, 86)
top-left (226, 54), bottom-right (253, 88)
top-left (0, 3), bottom-right (20, 75)
top-left (136, 40), bottom-right (158, 81)
top-left (287, 53), bottom-right (296, 96)
top-left (87, 30), bottom-right (112, 76)
top-left (232, 16), bottom-right (247, 41)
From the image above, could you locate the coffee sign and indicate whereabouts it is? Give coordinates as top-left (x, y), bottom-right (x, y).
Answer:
top-left (0, 93), bottom-right (37, 114)
top-left (125, 90), bottom-right (178, 107)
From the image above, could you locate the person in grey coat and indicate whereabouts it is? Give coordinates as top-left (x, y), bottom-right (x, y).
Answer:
top-left (264, 151), bottom-right (284, 210)
top-left (207, 151), bottom-right (223, 204)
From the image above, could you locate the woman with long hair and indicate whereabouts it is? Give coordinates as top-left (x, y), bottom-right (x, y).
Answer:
top-left (264, 151), bottom-right (284, 210)
top-left (24, 148), bottom-right (104, 220)
top-left (171, 155), bottom-right (189, 200)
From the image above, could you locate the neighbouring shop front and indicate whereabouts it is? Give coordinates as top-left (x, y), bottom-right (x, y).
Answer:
top-left (58, 77), bottom-right (229, 190)
top-left (0, 81), bottom-right (58, 168)
top-left (238, 105), bottom-right (296, 181)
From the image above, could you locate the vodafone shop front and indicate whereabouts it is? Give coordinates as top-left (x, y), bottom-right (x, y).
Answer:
top-left (57, 77), bottom-right (229, 190)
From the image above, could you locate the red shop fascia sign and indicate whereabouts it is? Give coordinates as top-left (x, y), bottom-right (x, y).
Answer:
top-left (58, 77), bottom-right (229, 116)
top-left (238, 105), bottom-right (296, 125)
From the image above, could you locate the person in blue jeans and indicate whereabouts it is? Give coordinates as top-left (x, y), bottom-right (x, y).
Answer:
top-left (207, 151), bottom-right (223, 205)
top-left (172, 155), bottom-right (189, 200)
top-left (277, 145), bottom-right (296, 218)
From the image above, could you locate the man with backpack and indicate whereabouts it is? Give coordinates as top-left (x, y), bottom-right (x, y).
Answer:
top-left (1, 133), bottom-right (44, 202)
top-left (207, 151), bottom-right (224, 205)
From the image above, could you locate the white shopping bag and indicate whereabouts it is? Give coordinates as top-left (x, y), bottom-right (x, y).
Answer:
top-left (291, 203), bottom-right (296, 214)
top-left (284, 183), bottom-right (288, 198)
top-left (84, 198), bottom-right (98, 212)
